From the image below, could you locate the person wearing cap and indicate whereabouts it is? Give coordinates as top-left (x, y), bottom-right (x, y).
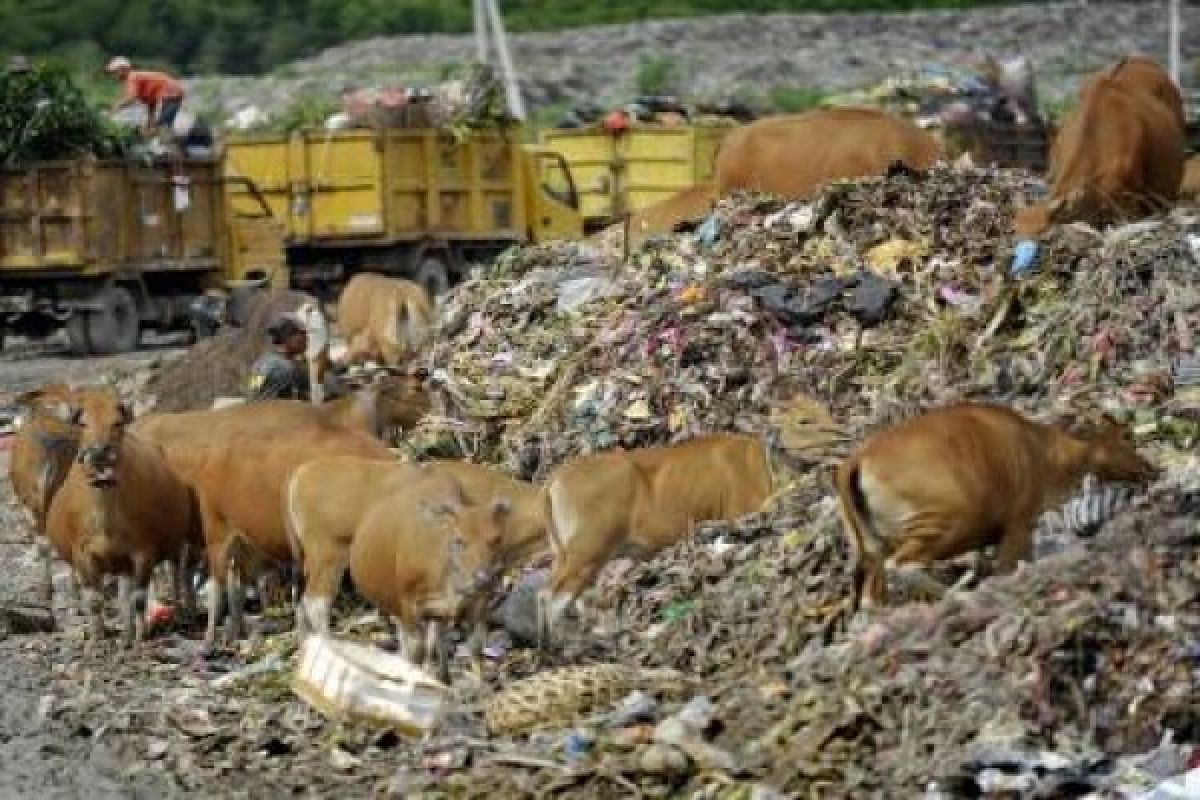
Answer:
top-left (104, 56), bottom-right (186, 135)
top-left (246, 313), bottom-right (311, 402)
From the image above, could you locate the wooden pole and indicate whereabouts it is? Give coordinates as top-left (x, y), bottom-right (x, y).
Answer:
top-left (1168, 0), bottom-right (1181, 86)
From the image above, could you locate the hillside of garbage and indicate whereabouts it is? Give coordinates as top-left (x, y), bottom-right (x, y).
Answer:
top-left (62, 161), bottom-right (1195, 798)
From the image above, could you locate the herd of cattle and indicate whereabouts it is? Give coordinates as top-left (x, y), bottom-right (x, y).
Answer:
top-left (0, 53), bottom-right (1177, 683)
top-left (628, 54), bottom-right (1199, 249)
top-left (4, 365), bottom-right (1158, 681)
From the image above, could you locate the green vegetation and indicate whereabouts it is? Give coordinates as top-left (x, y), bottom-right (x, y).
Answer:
top-left (0, 1), bottom-right (1029, 77)
top-left (635, 55), bottom-right (681, 96)
top-left (0, 62), bottom-right (136, 165)
top-left (768, 86), bottom-right (830, 113)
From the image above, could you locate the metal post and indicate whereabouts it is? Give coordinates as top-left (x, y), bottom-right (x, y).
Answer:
top-left (484, 0), bottom-right (526, 121)
top-left (474, 0), bottom-right (489, 64)
top-left (1168, 0), bottom-right (1181, 86)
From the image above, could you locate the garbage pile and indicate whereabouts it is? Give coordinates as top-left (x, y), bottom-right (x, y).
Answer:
top-left (327, 63), bottom-right (516, 136)
top-left (419, 163), bottom-right (1199, 479)
top-left (553, 95), bottom-right (755, 130)
top-left (822, 58), bottom-right (1044, 130)
top-left (376, 467), bottom-right (1198, 798)
top-left (379, 162), bottom-right (1200, 793)
top-left (0, 61), bottom-right (136, 166)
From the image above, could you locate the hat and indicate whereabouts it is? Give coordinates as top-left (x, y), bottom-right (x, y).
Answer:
top-left (104, 56), bottom-right (131, 74)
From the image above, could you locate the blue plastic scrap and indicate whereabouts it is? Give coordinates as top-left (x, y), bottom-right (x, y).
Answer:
top-left (1010, 239), bottom-right (1040, 278)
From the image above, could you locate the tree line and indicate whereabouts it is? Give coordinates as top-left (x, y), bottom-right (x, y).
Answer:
top-left (0, 0), bottom-right (1026, 77)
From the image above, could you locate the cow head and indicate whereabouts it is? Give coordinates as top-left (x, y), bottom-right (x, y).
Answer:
top-left (1067, 413), bottom-right (1160, 486)
top-left (421, 489), bottom-right (514, 602)
top-left (372, 373), bottom-right (432, 431)
top-left (70, 388), bottom-right (133, 487)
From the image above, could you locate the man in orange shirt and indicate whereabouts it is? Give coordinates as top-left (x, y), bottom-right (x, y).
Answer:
top-left (104, 56), bottom-right (185, 135)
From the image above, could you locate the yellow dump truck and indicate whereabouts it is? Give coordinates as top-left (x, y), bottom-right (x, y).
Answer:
top-left (224, 126), bottom-right (582, 297)
top-left (538, 122), bottom-right (736, 233)
top-left (0, 156), bottom-right (278, 354)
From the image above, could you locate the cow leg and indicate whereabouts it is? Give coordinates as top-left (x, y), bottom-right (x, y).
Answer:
top-left (117, 575), bottom-right (134, 647)
top-left (34, 538), bottom-right (55, 609)
top-left (82, 585), bottom-right (106, 642)
top-left (224, 565), bottom-right (245, 644)
top-left (995, 517), bottom-right (1036, 573)
top-left (204, 576), bottom-right (226, 650)
top-left (425, 619), bottom-right (450, 684)
top-left (466, 618), bottom-right (487, 682)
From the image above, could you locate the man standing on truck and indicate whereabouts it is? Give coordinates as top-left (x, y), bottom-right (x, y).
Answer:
top-left (104, 56), bottom-right (186, 135)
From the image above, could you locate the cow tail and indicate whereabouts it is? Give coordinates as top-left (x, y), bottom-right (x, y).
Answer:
top-left (834, 459), bottom-right (884, 608)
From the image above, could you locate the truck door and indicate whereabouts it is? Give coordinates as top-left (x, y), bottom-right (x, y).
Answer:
top-left (528, 151), bottom-right (583, 243)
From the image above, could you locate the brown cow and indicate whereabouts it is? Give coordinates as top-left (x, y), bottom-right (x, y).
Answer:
top-left (714, 108), bottom-right (945, 201)
top-left (138, 413), bottom-right (394, 647)
top-left (536, 433), bottom-right (771, 642)
top-left (337, 273), bottom-right (435, 368)
top-left (348, 470), bottom-right (511, 680)
top-left (7, 384), bottom-right (82, 608)
top-left (622, 184), bottom-right (718, 251)
top-left (287, 458), bottom-right (543, 635)
top-left (1015, 57), bottom-right (1186, 237)
top-left (133, 373), bottom-right (429, 445)
top-left (44, 389), bottom-right (199, 645)
top-left (835, 403), bottom-right (1157, 609)
top-left (1082, 55), bottom-right (1185, 132)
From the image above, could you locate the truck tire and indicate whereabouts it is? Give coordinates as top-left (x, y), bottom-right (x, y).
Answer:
top-left (414, 256), bottom-right (451, 298)
top-left (83, 286), bottom-right (141, 355)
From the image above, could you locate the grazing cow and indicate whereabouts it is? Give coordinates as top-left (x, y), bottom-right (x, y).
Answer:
top-left (1014, 57), bottom-right (1186, 237)
top-left (287, 458), bottom-right (543, 635)
top-left (835, 403), bottom-right (1158, 609)
top-left (337, 273), bottom-right (435, 368)
top-left (44, 389), bottom-right (199, 645)
top-left (348, 470), bottom-right (511, 681)
top-left (714, 108), bottom-right (945, 201)
top-left (536, 434), bottom-right (771, 642)
top-left (622, 184), bottom-right (718, 250)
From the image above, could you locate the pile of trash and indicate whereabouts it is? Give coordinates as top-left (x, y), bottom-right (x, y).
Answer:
top-left (822, 57), bottom-right (1045, 130)
top-left (419, 163), bottom-right (1199, 478)
top-left (0, 60), bottom-right (136, 166)
top-left (326, 63), bottom-right (516, 136)
top-left (553, 95), bottom-right (756, 129)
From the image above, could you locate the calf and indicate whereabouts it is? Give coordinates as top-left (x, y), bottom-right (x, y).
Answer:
top-left (287, 458), bottom-right (539, 634)
top-left (835, 403), bottom-right (1158, 609)
top-left (44, 389), bottom-right (198, 645)
top-left (536, 433), bottom-right (771, 642)
top-left (337, 273), bottom-right (435, 368)
top-left (348, 470), bottom-right (510, 681)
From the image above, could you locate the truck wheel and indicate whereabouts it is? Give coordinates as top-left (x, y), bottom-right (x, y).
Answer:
top-left (84, 286), bottom-right (141, 355)
top-left (415, 256), bottom-right (451, 298)
top-left (65, 314), bottom-right (91, 356)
